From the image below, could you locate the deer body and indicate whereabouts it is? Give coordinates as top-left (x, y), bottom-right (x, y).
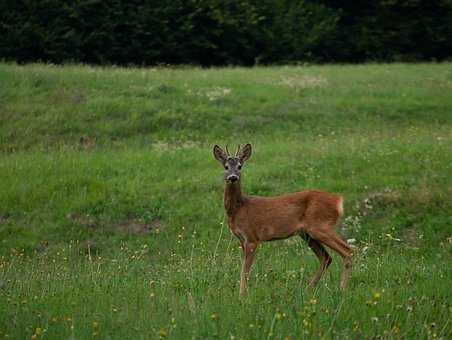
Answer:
top-left (214, 144), bottom-right (352, 296)
top-left (225, 188), bottom-right (343, 243)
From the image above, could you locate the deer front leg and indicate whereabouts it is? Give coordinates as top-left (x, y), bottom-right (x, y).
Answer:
top-left (239, 242), bottom-right (258, 297)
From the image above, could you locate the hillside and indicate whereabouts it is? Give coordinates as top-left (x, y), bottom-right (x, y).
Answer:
top-left (0, 63), bottom-right (451, 339)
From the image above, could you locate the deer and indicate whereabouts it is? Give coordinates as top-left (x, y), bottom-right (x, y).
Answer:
top-left (213, 144), bottom-right (352, 297)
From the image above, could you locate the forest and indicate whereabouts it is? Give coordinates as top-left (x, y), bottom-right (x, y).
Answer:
top-left (1, 0), bottom-right (451, 66)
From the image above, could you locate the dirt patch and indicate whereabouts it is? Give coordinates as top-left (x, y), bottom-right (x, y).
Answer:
top-left (279, 75), bottom-right (328, 90)
top-left (71, 92), bottom-right (86, 104)
top-left (355, 190), bottom-right (401, 216)
top-left (78, 136), bottom-right (95, 150)
top-left (115, 219), bottom-right (165, 235)
top-left (50, 89), bottom-right (86, 105)
top-left (342, 189), bottom-right (401, 232)
top-left (401, 227), bottom-right (423, 246)
top-left (67, 213), bottom-right (97, 228)
top-left (152, 141), bottom-right (199, 151)
top-left (0, 215), bottom-right (7, 226)
top-left (231, 115), bottom-right (274, 129)
top-left (77, 239), bottom-right (99, 255)
top-left (68, 213), bottom-right (165, 235)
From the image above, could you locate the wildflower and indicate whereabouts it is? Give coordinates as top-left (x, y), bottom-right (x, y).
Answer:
top-left (309, 298), bottom-right (318, 305)
top-left (365, 300), bottom-right (372, 306)
top-left (210, 314), bottom-right (219, 321)
top-left (373, 292), bottom-right (381, 299)
top-left (385, 233), bottom-right (401, 242)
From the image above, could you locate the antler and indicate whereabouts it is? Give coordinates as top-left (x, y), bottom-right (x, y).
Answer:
top-left (225, 144), bottom-right (231, 156)
top-left (235, 144), bottom-right (241, 156)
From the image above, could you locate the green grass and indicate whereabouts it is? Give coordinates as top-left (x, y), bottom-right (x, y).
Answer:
top-left (0, 63), bottom-right (451, 339)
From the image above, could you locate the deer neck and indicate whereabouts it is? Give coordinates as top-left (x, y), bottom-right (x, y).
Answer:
top-left (224, 181), bottom-right (243, 216)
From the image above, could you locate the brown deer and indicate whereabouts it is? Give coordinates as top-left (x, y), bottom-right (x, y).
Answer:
top-left (213, 144), bottom-right (352, 296)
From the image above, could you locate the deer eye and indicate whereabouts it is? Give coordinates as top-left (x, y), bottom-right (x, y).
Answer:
top-left (225, 165), bottom-right (229, 170)
top-left (238, 165), bottom-right (242, 170)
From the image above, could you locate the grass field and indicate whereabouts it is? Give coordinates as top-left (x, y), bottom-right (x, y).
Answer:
top-left (0, 63), bottom-right (451, 339)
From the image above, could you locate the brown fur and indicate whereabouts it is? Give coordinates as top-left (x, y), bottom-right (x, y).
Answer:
top-left (214, 144), bottom-right (353, 296)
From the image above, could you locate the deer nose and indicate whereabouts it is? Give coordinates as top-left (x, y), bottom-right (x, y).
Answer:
top-left (227, 175), bottom-right (238, 182)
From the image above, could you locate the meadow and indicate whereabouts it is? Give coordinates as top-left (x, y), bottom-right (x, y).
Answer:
top-left (0, 63), bottom-right (451, 339)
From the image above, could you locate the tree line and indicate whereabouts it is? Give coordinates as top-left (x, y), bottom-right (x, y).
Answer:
top-left (1, 0), bottom-right (451, 66)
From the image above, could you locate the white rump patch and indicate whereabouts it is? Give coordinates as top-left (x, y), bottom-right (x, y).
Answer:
top-left (337, 197), bottom-right (344, 216)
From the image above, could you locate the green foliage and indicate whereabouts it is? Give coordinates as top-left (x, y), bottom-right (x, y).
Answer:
top-left (1, 0), bottom-right (451, 65)
top-left (319, 0), bottom-right (452, 61)
top-left (0, 63), bottom-right (451, 338)
top-left (256, 0), bottom-right (340, 63)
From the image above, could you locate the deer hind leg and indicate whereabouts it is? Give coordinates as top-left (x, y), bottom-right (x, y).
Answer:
top-left (240, 242), bottom-right (259, 297)
top-left (300, 232), bottom-right (332, 288)
top-left (306, 227), bottom-right (353, 290)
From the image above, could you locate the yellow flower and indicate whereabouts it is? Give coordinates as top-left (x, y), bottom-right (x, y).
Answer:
top-left (374, 292), bottom-right (381, 299)
top-left (210, 314), bottom-right (219, 321)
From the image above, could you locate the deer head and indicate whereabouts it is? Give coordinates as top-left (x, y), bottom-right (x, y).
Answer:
top-left (213, 144), bottom-right (252, 183)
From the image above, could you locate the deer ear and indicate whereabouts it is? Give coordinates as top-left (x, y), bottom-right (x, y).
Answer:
top-left (213, 145), bottom-right (227, 164)
top-left (238, 143), bottom-right (252, 163)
